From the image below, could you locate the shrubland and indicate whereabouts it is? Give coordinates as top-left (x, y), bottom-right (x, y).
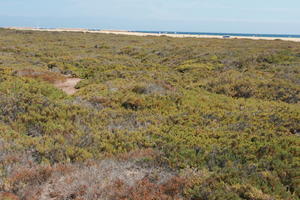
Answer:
top-left (0, 29), bottom-right (299, 199)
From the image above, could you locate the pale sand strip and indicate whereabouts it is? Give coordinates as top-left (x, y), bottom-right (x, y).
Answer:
top-left (54, 78), bottom-right (82, 95)
top-left (5, 27), bottom-right (300, 42)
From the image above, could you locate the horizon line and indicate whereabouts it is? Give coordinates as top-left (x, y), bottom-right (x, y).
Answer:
top-left (2, 26), bottom-right (300, 36)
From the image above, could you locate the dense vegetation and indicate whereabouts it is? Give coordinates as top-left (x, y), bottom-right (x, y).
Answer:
top-left (0, 28), bottom-right (299, 200)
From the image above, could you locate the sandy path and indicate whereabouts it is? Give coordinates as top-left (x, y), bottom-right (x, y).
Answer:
top-left (54, 78), bottom-right (82, 95)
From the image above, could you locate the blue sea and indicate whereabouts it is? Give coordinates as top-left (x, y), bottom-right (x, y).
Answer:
top-left (133, 31), bottom-right (300, 39)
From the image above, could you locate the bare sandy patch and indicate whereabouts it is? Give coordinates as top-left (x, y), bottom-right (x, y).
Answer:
top-left (13, 68), bottom-right (81, 95)
top-left (54, 78), bottom-right (82, 95)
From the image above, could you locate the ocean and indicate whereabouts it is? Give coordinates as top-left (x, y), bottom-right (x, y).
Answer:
top-left (133, 31), bottom-right (300, 39)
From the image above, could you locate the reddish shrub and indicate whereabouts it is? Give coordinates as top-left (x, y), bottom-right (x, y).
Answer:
top-left (4, 164), bottom-right (74, 199)
top-left (9, 166), bottom-right (53, 187)
top-left (0, 192), bottom-right (20, 200)
top-left (107, 176), bottom-right (187, 200)
top-left (14, 68), bottom-right (66, 83)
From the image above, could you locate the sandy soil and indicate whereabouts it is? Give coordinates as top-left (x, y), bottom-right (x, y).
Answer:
top-left (6, 27), bottom-right (300, 42)
top-left (54, 78), bottom-right (82, 95)
top-left (99, 30), bottom-right (300, 42)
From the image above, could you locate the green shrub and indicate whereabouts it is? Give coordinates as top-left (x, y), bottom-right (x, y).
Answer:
top-left (0, 29), bottom-right (299, 199)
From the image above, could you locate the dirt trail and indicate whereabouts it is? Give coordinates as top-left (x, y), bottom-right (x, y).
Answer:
top-left (54, 78), bottom-right (82, 95)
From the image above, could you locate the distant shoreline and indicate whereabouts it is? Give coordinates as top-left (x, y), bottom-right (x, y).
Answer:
top-left (4, 27), bottom-right (300, 42)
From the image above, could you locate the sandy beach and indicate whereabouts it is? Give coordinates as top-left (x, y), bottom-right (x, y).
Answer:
top-left (6, 27), bottom-right (300, 42)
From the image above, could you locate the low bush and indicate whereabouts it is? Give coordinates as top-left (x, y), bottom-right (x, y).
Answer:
top-left (0, 29), bottom-right (299, 199)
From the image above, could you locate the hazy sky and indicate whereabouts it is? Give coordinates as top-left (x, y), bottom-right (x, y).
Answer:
top-left (0, 0), bottom-right (300, 34)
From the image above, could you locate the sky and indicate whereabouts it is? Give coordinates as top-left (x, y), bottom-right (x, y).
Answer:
top-left (0, 0), bottom-right (300, 34)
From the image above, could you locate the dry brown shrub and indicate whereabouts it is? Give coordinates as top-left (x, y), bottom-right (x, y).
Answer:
top-left (1, 150), bottom-right (184, 199)
top-left (13, 68), bottom-right (66, 83)
top-left (9, 166), bottom-right (53, 187)
top-left (117, 148), bottom-right (159, 161)
top-left (107, 176), bottom-right (187, 200)
top-left (3, 163), bottom-right (74, 199)
top-left (0, 192), bottom-right (20, 200)
top-left (16, 158), bottom-right (180, 199)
